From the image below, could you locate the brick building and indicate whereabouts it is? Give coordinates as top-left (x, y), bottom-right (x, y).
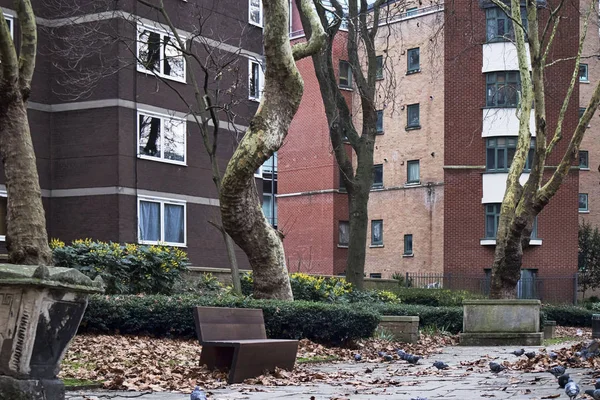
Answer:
top-left (0, 0), bottom-right (267, 268)
top-left (283, 0), bottom-right (580, 299)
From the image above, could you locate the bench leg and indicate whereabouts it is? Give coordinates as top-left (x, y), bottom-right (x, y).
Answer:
top-left (200, 346), bottom-right (235, 371)
top-left (228, 342), bottom-right (298, 384)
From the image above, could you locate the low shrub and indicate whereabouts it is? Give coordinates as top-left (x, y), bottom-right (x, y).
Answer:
top-left (373, 303), bottom-right (464, 333)
top-left (51, 239), bottom-right (188, 295)
top-left (393, 288), bottom-right (483, 307)
top-left (81, 294), bottom-right (380, 344)
top-left (542, 305), bottom-right (594, 327)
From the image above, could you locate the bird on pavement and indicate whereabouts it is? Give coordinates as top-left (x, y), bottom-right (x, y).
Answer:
top-left (524, 351), bottom-right (536, 360)
top-left (548, 351), bottom-right (558, 361)
top-left (406, 355), bottom-right (422, 365)
top-left (354, 354), bottom-right (362, 361)
top-left (191, 386), bottom-right (207, 400)
top-left (548, 365), bottom-right (566, 378)
top-left (433, 361), bottom-right (449, 370)
top-left (378, 351), bottom-right (386, 357)
top-left (557, 374), bottom-right (570, 389)
top-left (584, 389), bottom-right (600, 399)
top-left (511, 349), bottom-right (525, 357)
top-left (596, 378), bottom-right (600, 389)
top-left (384, 354), bottom-right (393, 362)
top-left (565, 378), bottom-right (580, 400)
top-left (397, 349), bottom-right (407, 358)
top-left (489, 362), bottom-right (506, 373)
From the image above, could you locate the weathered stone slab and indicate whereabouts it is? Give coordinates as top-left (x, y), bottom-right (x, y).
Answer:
top-left (378, 316), bottom-right (419, 343)
top-left (0, 375), bottom-right (64, 400)
top-left (543, 320), bottom-right (556, 339)
top-left (459, 332), bottom-right (543, 346)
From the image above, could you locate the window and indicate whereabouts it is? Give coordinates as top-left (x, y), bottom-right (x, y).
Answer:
top-left (339, 221), bottom-right (349, 246)
top-left (339, 60), bottom-right (352, 88)
top-left (579, 193), bottom-right (589, 212)
top-left (4, 14), bottom-right (13, 39)
top-left (376, 110), bottom-right (384, 134)
top-left (262, 193), bottom-right (278, 227)
top-left (369, 273), bottom-right (382, 279)
top-left (138, 111), bottom-right (186, 164)
top-left (249, 60), bottom-right (265, 100)
top-left (404, 234), bottom-right (413, 255)
top-left (407, 48), bottom-right (420, 74)
top-left (485, 7), bottom-right (528, 43)
top-left (339, 168), bottom-right (347, 191)
top-left (0, 190), bottom-right (6, 241)
top-left (249, 0), bottom-right (263, 26)
top-left (485, 203), bottom-right (501, 239)
top-left (486, 137), bottom-right (535, 172)
top-left (580, 150), bottom-right (589, 169)
top-left (406, 104), bottom-right (420, 129)
top-left (371, 220), bottom-right (383, 245)
top-left (406, 7), bottom-right (418, 16)
top-left (486, 71), bottom-right (520, 107)
top-left (372, 164), bottom-right (383, 188)
top-left (137, 25), bottom-right (185, 82)
top-left (407, 160), bottom-right (420, 184)
top-left (580, 107), bottom-right (586, 120)
top-left (580, 64), bottom-right (589, 82)
top-left (138, 197), bottom-right (186, 246)
top-left (376, 55), bottom-right (384, 80)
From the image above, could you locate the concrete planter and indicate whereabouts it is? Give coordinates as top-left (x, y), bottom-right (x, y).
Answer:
top-left (378, 316), bottom-right (419, 343)
top-left (543, 321), bottom-right (556, 339)
top-left (459, 299), bottom-right (543, 346)
top-left (0, 264), bottom-right (103, 400)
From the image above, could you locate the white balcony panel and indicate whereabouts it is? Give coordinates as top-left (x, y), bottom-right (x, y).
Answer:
top-left (482, 172), bottom-right (530, 204)
top-left (482, 108), bottom-right (536, 138)
top-left (482, 42), bottom-right (531, 73)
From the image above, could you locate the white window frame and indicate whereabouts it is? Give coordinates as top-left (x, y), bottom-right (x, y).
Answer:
top-left (249, 0), bottom-right (263, 27)
top-left (249, 59), bottom-right (265, 101)
top-left (137, 109), bottom-right (187, 166)
top-left (0, 189), bottom-right (6, 242)
top-left (3, 14), bottom-right (13, 39)
top-left (137, 196), bottom-right (187, 247)
top-left (580, 63), bottom-right (589, 83)
top-left (136, 23), bottom-right (186, 84)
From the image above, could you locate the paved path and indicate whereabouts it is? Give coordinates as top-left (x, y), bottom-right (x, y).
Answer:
top-left (66, 342), bottom-right (595, 400)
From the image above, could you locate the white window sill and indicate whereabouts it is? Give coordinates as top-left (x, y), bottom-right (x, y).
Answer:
top-left (480, 239), bottom-right (543, 246)
top-left (337, 244), bottom-right (349, 249)
top-left (137, 67), bottom-right (186, 84)
top-left (580, 167), bottom-right (590, 171)
top-left (248, 96), bottom-right (261, 102)
top-left (371, 186), bottom-right (385, 191)
top-left (580, 210), bottom-right (590, 214)
top-left (580, 80), bottom-right (590, 84)
top-left (370, 244), bottom-right (384, 248)
top-left (249, 21), bottom-right (263, 28)
top-left (402, 253), bottom-right (414, 258)
top-left (404, 182), bottom-right (421, 187)
top-left (138, 154), bottom-right (187, 167)
top-left (138, 240), bottom-right (187, 248)
top-left (338, 86), bottom-right (353, 92)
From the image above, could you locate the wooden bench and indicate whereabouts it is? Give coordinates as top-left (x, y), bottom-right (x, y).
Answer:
top-left (193, 306), bottom-right (299, 384)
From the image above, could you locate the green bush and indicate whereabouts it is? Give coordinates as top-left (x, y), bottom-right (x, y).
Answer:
top-left (393, 288), bottom-right (483, 307)
top-left (543, 305), bottom-right (594, 327)
top-left (51, 239), bottom-right (188, 295)
top-left (373, 303), bottom-right (464, 333)
top-left (81, 294), bottom-right (380, 344)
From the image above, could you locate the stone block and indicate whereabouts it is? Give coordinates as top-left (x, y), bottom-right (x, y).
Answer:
top-left (378, 316), bottom-right (419, 343)
top-left (543, 320), bottom-right (556, 339)
top-left (460, 300), bottom-right (541, 346)
top-left (0, 376), bottom-right (64, 400)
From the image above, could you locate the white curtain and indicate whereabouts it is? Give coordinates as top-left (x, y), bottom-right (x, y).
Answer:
top-left (140, 201), bottom-right (160, 241)
top-left (165, 204), bottom-right (184, 243)
top-left (408, 162), bottom-right (420, 182)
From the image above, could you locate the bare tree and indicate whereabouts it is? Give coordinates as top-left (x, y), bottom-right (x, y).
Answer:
top-left (219, 0), bottom-right (326, 300)
top-left (0, 1), bottom-right (52, 265)
top-left (486, 0), bottom-right (600, 298)
top-left (296, 0), bottom-right (418, 289)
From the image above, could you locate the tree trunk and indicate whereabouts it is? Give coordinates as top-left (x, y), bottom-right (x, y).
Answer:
top-left (346, 187), bottom-right (369, 289)
top-left (0, 95), bottom-right (51, 265)
top-left (489, 232), bottom-right (523, 299)
top-left (222, 231), bottom-right (241, 294)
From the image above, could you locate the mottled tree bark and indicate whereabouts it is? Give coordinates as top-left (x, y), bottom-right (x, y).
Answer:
top-left (219, 0), bottom-right (325, 299)
top-left (0, 3), bottom-right (51, 265)
top-left (489, 0), bottom-right (599, 298)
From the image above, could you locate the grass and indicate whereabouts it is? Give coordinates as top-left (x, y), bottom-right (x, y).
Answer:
top-left (543, 336), bottom-right (580, 346)
top-left (297, 355), bottom-right (341, 364)
top-left (62, 378), bottom-right (103, 388)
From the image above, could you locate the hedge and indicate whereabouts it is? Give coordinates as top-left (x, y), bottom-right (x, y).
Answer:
top-left (542, 305), bottom-right (594, 327)
top-left (81, 294), bottom-right (380, 345)
top-left (393, 288), bottom-right (483, 307)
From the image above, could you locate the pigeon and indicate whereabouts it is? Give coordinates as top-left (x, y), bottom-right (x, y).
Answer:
top-left (557, 373), bottom-right (570, 388)
top-left (548, 351), bottom-right (558, 361)
top-left (397, 349), bottom-right (407, 358)
top-left (190, 386), bottom-right (207, 400)
top-left (377, 351), bottom-right (386, 357)
top-left (433, 361), bottom-right (449, 370)
top-left (548, 365), bottom-right (566, 378)
top-left (524, 351), bottom-right (536, 360)
top-left (511, 348), bottom-right (525, 357)
top-left (384, 354), bottom-right (393, 362)
top-left (596, 378), bottom-right (600, 389)
top-left (354, 354), bottom-right (362, 361)
top-left (489, 361), bottom-right (506, 373)
top-left (406, 355), bottom-right (422, 365)
top-left (565, 378), bottom-right (580, 400)
top-left (584, 389), bottom-right (600, 399)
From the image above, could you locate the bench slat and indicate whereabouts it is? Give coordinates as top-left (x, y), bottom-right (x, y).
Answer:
top-left (194, 307), bottom-right (267, 342)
